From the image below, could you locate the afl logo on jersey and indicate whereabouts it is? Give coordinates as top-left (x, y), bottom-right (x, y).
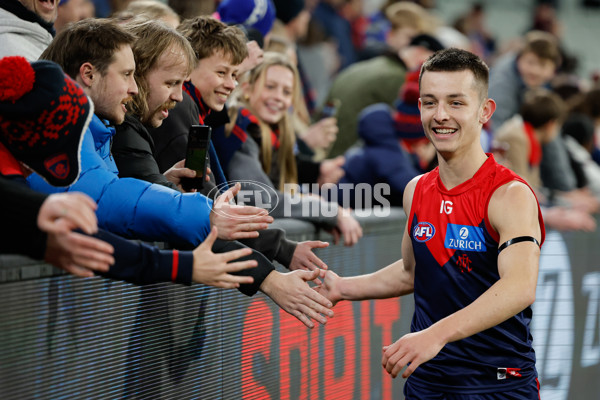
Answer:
top-left (413, 222), bottom-right (435, 242)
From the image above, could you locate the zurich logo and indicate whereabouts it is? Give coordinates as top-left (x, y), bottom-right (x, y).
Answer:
top-left (444, 223), bottom-right (487, 252)
top-left (413, 222), bottom-right (435, 242)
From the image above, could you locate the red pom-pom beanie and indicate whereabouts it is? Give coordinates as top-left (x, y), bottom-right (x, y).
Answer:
top-left (0, 56), bottom-right (94, 186)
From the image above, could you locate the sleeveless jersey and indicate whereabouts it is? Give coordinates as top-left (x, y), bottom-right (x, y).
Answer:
top-left (407, 155), bottom-right (545, 394)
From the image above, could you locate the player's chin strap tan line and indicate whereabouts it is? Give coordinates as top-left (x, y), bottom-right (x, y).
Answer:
top-left (497, 236), bottom-right (540, 254)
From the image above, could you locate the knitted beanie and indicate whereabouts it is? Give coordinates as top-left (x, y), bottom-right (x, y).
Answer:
top-left (0, 56), bottom-right (93, 186)
top-left (393, 70), bottom-right (425, 140)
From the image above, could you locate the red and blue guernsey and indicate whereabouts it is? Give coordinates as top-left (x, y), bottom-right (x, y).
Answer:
top-left (407, 154), bottom-right (545, 394)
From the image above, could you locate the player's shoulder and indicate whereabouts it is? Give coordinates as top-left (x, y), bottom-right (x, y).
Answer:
top-left (489, 179), bottom-right (539, 221)
top-left (403, 174), bottom-right (426, 211)
top-left (405, 174), bottom-right (426, 194)
top-left (488, 179), bottom-right (542, 242)
top-left (492, 179), bottom-right (536, 202)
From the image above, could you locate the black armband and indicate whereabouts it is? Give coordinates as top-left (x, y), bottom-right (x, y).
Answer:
top-left (497, 236), bottom-right (540, 254)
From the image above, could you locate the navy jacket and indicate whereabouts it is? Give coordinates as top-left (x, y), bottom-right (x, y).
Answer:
top-left (0, 175), bottom-right (193, 285)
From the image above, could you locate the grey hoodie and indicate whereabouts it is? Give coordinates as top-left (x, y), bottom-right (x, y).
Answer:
top-left (0, 7), bottom-right (52, 60)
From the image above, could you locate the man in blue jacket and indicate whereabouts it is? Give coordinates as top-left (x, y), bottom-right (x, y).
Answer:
top-left (0, 54), bottom-right (257, 287)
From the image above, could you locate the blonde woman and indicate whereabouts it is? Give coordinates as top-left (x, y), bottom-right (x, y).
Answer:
top-left (221, 52), bottom-right (363, 246)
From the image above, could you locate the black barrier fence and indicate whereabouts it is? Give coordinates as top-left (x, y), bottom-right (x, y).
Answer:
top-left (0, 209), bottom-right (598, 399)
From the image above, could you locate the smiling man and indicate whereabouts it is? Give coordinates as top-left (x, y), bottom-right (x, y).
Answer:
top-left (316, 48), bottom-right (546, 399)
top-left (0, 0), bottom-right (58, 59)
top-left (112, 19), bottom-right (196, 190)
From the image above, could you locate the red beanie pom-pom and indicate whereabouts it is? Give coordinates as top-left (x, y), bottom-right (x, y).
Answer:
top-left (0, 56), bottom-right (35, 102)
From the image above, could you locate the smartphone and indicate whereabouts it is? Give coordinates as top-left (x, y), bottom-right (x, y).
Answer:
top-left (319, 99), bottom-right (341, 119)
top-left (181, 125), bottom-right (211, 192)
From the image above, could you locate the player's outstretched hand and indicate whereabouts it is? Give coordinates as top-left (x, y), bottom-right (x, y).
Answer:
top-left (260, 269), bottom-right (334, 329)
top-left (289, 240), bottom-right (329, 271)
top-left (192, 227), bottom-right (257, 288)
top-left (313, 269), bottom-right (343, 307)
top-left (382, 327), bottom-right (445, 379)
top-left (210, 183), bottom-right (273, 240)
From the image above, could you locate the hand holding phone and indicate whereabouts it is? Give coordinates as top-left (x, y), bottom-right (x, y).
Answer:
top-left (319, 99), bottom-right (341, 120)
top-left (181, 125), bottom-right (211, 192)
top-left (301, 100), bottom-right (341, 151)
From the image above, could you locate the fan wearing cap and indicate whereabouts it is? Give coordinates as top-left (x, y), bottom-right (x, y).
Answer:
top-left (214, 0), bottom-right (272, 90)
top-left (325, 33), bottom-right (444, 158)
top-left (27, 19), bottom-right (273, 252)
top-left (0, 55), bottom-right (261, 287)
top-left (216, 0), bottom-right (275, 38)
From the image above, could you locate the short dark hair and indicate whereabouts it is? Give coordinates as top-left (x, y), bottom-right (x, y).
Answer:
top-left (520, 88), bottom-right (566, 128)
top-left (40, 19), bottom-right (136, 79)
top-left (419, 48), bottom-right (490, 100)
top-left (177, 16), bottom-right (248, 65)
